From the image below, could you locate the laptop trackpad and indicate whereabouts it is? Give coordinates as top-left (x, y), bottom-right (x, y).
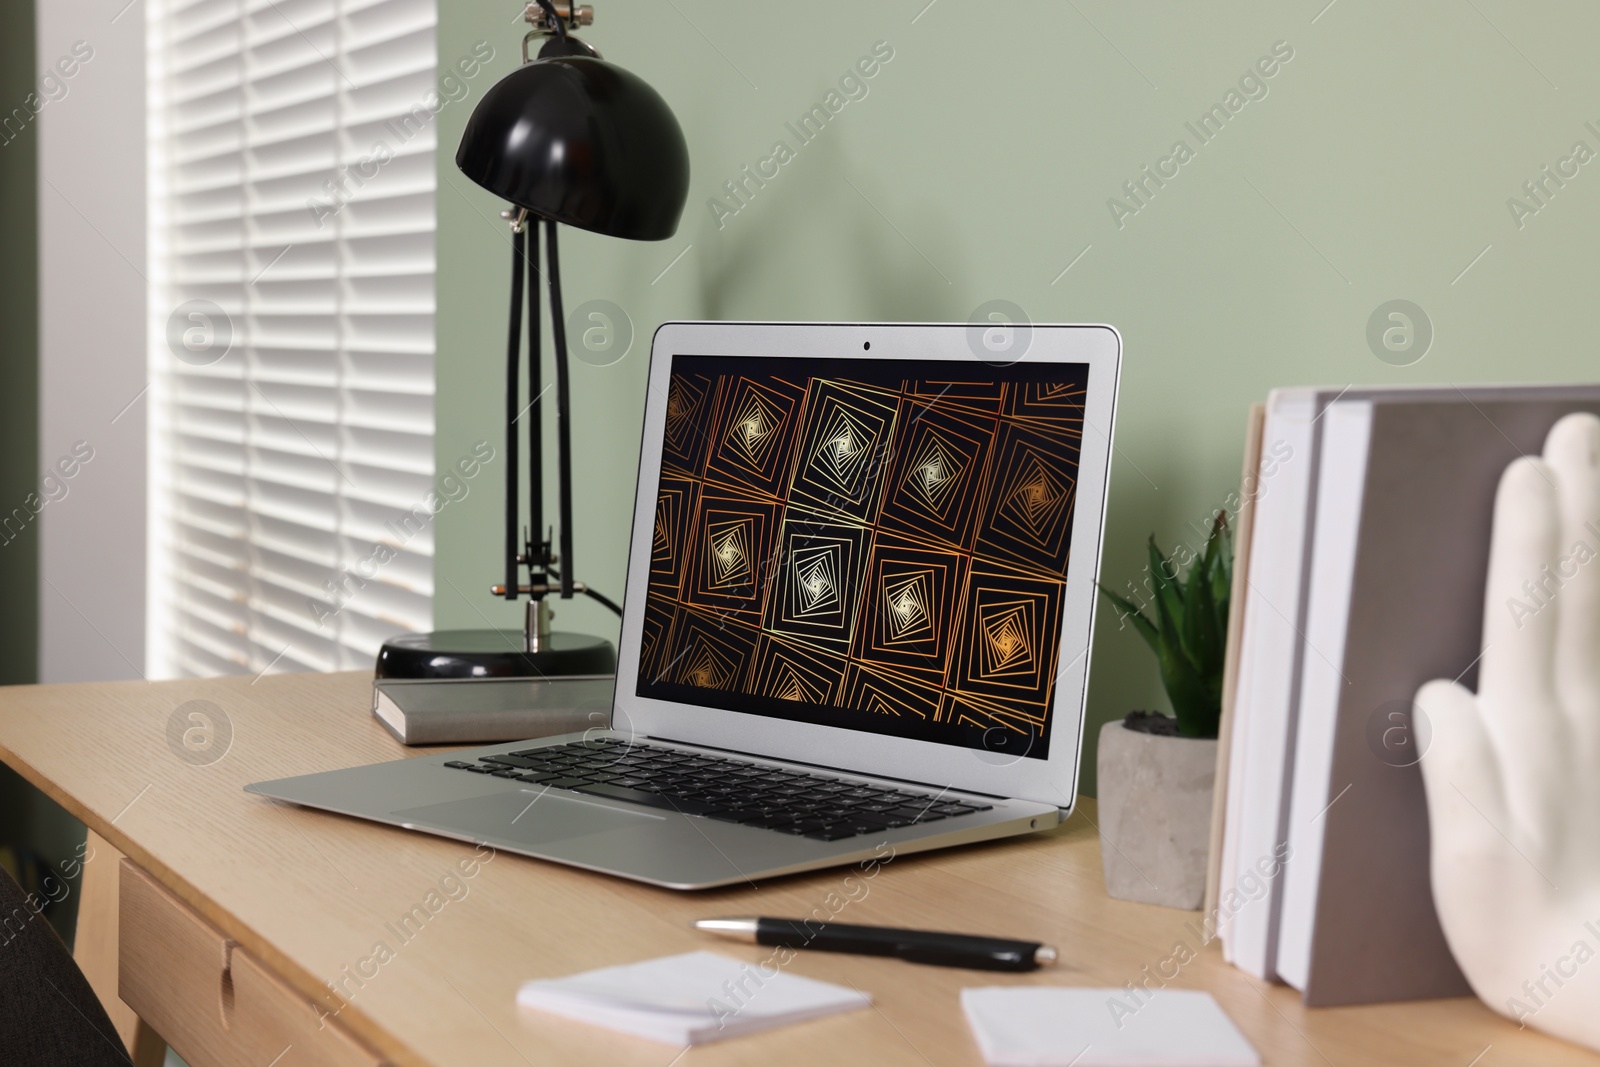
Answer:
top-left (393, 789), bottom-right (666, 848)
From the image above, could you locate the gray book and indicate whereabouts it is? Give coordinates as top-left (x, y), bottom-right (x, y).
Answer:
top-left (372, 676), bottom-right (616, 745)
top-left (1276, 392), bottom-right (1600, 1005)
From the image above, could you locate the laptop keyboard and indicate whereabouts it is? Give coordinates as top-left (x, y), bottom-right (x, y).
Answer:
top-left (443, 737), bottom-right (991, 841)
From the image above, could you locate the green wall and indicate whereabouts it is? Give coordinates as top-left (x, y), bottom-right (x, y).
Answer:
top-left (437, 1), bottom-right (1600, 795)
top-left (1, 0), bottom-right (84, 944)
top-left (1, 0), bottom-right (39, 686)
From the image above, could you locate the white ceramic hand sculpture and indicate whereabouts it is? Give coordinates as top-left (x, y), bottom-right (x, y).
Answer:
top-left (1416, 411), bottom-right (1600, 1049)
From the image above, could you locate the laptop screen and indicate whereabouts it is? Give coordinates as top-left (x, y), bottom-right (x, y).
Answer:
top-left (635, 354), bottom-right (1087, 760)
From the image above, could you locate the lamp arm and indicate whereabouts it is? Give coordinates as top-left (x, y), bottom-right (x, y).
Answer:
top-left (525, 220), bottom-right (545, 582)
top-left (544, 219), bottom-right (576, 601)
top-left (502, 224), bottom-right (525, 601)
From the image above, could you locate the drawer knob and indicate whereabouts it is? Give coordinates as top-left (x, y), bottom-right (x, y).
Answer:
top-left (219, 940), bottom-right (238, 1032)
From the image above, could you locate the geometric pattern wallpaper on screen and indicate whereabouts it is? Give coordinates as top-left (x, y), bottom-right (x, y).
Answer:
top-left (638, 356), bottom-right (1087, 757)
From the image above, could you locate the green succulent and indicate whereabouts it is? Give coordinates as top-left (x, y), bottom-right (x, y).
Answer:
top-left (1098, 512), bottom-right (1232, 739)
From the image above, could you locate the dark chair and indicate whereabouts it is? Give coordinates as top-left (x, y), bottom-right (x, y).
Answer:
top-left (0, 863), bottom-right (132, 1065)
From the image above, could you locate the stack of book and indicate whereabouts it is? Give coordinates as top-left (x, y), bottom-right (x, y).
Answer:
top-left (1208, 384), bottom-right (1600, 1005)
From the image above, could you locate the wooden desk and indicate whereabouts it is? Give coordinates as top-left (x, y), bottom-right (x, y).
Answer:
top-left (0, 671), bottom-right (1594, 1067)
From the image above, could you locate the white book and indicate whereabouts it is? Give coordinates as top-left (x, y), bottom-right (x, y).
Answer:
top-left (1221, 384), bottom-right (1600, 997)
top-left (1273, 400), bottom-right (1372, 991)
top-left (371, 676), bottom-right (614, 745)
top-left (1216, 389), bottom-right (1316, 977)
top-left (1220, 385), bottom-right (1450, 975)
top-left (516, 951), bottom-right (870, 1046)
top-left (1264, 389), bottom-right (1600, 1004)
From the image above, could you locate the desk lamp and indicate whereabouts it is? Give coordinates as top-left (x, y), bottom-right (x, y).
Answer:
top-left (377, 0), bottom-right (689, 679)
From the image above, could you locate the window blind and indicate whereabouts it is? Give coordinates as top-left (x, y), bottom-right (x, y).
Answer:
top-left (148, 0), bottom-right (438, 677)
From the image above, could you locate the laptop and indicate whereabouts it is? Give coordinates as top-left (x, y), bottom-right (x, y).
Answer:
top-left (247, 321), bottom-right (1122, 889)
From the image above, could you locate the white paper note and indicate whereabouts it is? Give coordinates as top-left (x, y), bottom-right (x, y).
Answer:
top-left (518, 950), bottom-right (871, 1046)
top-left (961, 987), bottom-right (1260, 1067)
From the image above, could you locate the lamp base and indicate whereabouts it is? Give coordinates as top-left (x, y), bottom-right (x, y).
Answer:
top-left (375, 629), bottom-right (616, 680)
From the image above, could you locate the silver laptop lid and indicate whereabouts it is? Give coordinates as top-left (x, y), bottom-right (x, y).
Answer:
top-left (613, 322), bottom-right (1121, 810)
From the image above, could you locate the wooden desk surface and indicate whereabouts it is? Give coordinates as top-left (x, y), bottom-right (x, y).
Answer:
top-left (0, 671), bottom-right (1593, 1067)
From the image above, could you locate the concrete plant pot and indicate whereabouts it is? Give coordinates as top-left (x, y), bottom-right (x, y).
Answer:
top-left (1096, 718), bottom-right (1217, 910)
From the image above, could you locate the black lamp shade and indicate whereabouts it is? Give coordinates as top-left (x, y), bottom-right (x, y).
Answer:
top-left (456, 56), bottom-right (690, 241)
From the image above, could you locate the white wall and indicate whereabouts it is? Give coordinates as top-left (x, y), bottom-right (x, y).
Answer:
top-left (37, 4), bottom-right (146, 683)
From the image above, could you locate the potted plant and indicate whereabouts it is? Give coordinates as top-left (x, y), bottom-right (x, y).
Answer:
top-left (1094, 513), bottom-right (1230, 909)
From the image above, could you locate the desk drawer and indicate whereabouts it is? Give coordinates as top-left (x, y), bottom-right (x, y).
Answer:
top-left (118, 860), bottom-right (383, 1067)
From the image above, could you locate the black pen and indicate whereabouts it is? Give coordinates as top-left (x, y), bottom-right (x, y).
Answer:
top-left (693, 916), bottom-right (1058, 972)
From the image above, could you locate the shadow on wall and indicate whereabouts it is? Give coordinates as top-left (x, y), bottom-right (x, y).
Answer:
top-left (695, 137), bottom-right (962, 324)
